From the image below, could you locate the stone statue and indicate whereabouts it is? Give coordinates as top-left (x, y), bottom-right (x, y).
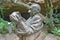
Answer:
top-left (10, 3), bottom-right (44, 40)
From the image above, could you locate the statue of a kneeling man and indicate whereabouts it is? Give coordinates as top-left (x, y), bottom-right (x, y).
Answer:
top-left (10, 3), bottom-right (44, 40)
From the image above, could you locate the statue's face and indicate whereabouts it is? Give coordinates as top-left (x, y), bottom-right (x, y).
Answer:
top-left (28, 3), bottom-right (41, 16)
top-left (31, 8), bottom-right (36, 13)
top-left (29, 7), bottom-right (39, 15)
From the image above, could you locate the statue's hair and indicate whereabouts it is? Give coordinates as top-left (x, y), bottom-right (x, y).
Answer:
top-left (30, 3), bottom-right (41, 12)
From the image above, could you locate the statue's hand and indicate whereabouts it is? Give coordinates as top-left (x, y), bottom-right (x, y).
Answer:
top-left (10, 11), bottom-right (22, 22)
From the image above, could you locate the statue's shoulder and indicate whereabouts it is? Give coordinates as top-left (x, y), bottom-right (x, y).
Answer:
top-left (30, 14), bottom-right (43, 21)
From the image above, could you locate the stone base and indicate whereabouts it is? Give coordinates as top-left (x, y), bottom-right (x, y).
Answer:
top-left (0, 33), bottom-right (19, 40)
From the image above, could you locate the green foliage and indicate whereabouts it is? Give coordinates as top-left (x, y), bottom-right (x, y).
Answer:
top-left (54, 18), bottom-right (60, 24)
top-left (0, 6), bottom-right (5, 18)
top-left (44, 0), bottom-right (60, 36)
top-left (0, 18), bottom-right (15, 34)
top-left (51, 27), bottom-right (60, 36)
top-left (45, 8), bottom-right (60, 36)
top-left (0, 18), bottom-right (8, 34)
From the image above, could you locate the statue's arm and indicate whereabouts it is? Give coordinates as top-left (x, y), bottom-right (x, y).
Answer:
top-left (17, 15), bottom-right (43, 35)
top-left (10, 12), bottom-right (33, 35)
top-left (17, 21), bottom-right (34, 35)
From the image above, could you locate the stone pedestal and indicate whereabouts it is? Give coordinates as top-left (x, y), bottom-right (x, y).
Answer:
top-left (0, 33), bottom-right (19, 40)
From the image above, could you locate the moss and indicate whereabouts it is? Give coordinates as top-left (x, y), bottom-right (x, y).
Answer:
top-left (0, 3), bottom-right (29, 21)
top-left (4, 3), bottom-right (28, 14)
top-left (0, 3), bottom-right (28, 14)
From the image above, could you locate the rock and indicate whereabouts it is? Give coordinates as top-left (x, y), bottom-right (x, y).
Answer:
top-left (0, 34), bottom-right (5, 40)
top-left (36, 31), bottom-right (47, 40)
top-left (56, 36), bottom-right (60, 40)
top-left (0, 33), bottom-right (19, 40)
top-left (44, 34), bottom-right (57, 40)
top-left (36, 26), bottom-right (48, 40)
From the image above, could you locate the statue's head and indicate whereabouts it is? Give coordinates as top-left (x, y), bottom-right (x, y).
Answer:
top-left (28, 3), bottom-right (41, 15)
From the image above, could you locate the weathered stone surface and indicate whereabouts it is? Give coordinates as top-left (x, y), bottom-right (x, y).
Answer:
top-left (0, 33), bottom-right (19, 40)
top-left (36, 31), bottom-right (47, 40)
top-left (37, 27), bottom-right (47, 40)
top-left (44, 34), bottom-right (57, 40)
top-left (56, 36), bottom-right (60, 40)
